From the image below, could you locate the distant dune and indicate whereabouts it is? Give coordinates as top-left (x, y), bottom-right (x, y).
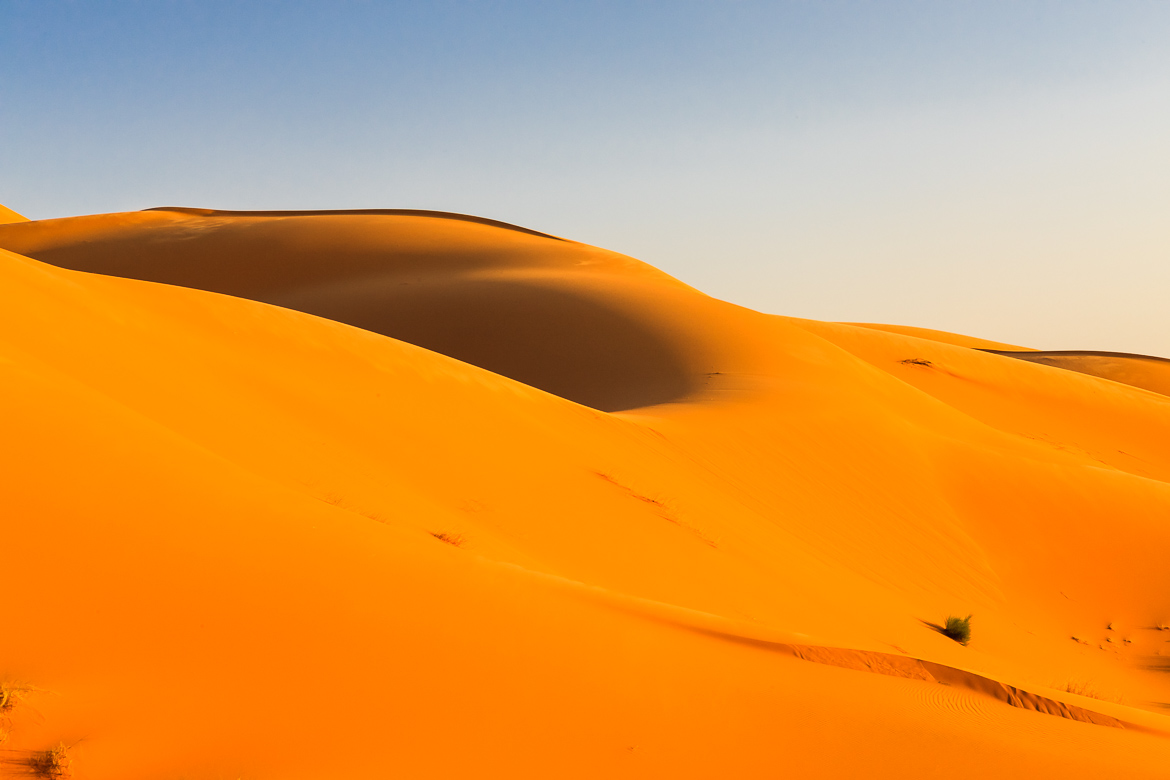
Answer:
top-left (846, 321), bottom-right (1035, 351)
top-left (1, 206), bottom-right (1169, 778)
top-left (985, 350), bottom-right (1170, 398)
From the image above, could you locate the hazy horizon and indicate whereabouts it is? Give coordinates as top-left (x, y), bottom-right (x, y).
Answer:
top-left (3, 0), bottom-right (1168, 355)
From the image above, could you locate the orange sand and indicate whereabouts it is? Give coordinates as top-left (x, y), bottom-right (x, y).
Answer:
top-left (0, 204), bottom-right (28, 224)
top-left (1, 207), bottom-right (1169, 778)
top-left (984, 350), bottom-right (1170, 398)
top-left (845, 321), bottom-right (1035, 351)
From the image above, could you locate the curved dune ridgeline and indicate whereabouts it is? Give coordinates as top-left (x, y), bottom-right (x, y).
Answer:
top-left (147, 206), bottom-right (570, 239)
top-left (1, 207), bottom-right (1170, 778)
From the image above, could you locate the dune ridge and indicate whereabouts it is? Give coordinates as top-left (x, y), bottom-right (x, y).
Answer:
top-left (2, 210), bottom-right (1169, 777)
top-left (146, 206), bottom-right (569, 240)
top-left (983, 349), bottom-right (1170, 398)
top-left (846, 321), bottom-right (1035, 351)
top-left (0, 203), bottom-right (28, 224)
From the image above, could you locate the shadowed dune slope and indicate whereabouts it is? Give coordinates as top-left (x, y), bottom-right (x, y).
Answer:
top-left (984, 350), bottom-right (1170, 398)
top-left (2, 210), bottom-right (1170, 777)
top-left (0, 208), bottom-right (712, 411)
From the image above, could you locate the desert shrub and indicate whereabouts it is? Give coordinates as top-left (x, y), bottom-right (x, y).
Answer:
top-left (430, 531), bottom-right (465, 547)
top-left (1063, 679), bottom-right (1123, 703)
top-left (0, 682), bottom-right (34, 713)
top-left (26, 743), bottom-right (71, 779)
top-left (941, 614), bottom-right (972, 645)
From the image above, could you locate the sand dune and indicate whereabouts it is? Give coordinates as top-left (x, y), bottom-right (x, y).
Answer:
top-left (0, 208), bottom-right (713, 411)
top-left (846, 321), bottom-right (1035, 351)
top-left (984, 350), bottom-right (1170, 398)
top-left (1, 209), bottom-right (1169, 777)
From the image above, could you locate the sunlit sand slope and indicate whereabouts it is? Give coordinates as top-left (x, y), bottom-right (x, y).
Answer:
top-left (1, 211), bottom-right (1170, 778)
top-left (0, 203), bottom-right (28, 224)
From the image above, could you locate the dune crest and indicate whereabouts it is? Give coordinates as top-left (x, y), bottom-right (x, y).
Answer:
top-left (2, 210), bottom-right (1170, 777)
top-left (0, 203), bottom-right (28, 224)
top-left (146, 206), bottom-right (568, 239)
top-left (846, 321), bottom-right (1034, 351)
top-left (984, 350), bottom-right (1170, 398)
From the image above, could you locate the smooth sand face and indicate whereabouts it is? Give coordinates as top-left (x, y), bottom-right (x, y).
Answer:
top-left (1, 210), bottom-right (1169, 778)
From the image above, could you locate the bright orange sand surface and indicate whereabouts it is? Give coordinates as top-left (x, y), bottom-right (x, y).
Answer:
top-left (0, 204), bottom-right (28, 224)
top-left (1, 206), bottom-right (1169, 778)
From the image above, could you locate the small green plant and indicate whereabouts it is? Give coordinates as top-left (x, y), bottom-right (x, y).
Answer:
top-left (941, 614), bottom-right (972, 645)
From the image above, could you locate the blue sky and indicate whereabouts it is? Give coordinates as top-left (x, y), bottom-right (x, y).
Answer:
top-left (3, 1), bottom-right (1169, 353)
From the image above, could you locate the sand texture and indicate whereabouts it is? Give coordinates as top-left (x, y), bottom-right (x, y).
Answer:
top-left (1, 208), bottom-right (1169, 778)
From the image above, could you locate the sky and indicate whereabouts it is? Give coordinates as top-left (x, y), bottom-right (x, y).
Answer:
top-left (3, 1), bottom-right (1169, 354)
